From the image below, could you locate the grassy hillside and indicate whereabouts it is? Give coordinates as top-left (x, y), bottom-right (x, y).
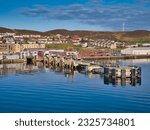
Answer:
top-left (113, 30), bottom-right (150, 43)
top-left (0, 26), bottom-right (150, 43)
top-left (45, 30), bottom-right (150, 43)
top-left (0, 27), bottom-right (14, 33)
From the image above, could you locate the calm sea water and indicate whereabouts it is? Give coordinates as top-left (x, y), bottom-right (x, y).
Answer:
top-left (0, 59), bottom-right (150, 113)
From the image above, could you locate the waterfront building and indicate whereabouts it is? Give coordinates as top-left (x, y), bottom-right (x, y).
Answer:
top-left (0, 43), bottom-right (45, 54)
top-left (121, 47), bottom-right (150, 55)
top-left (2, 54), bottom-right (20, 60)
top-left (0, 44), bottom-right (8, 54)
top-left (141, 43), bottom-right (150, 47)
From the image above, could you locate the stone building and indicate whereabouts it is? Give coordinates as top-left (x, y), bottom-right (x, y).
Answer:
top-left (0, 43), bottom-right (45, 54)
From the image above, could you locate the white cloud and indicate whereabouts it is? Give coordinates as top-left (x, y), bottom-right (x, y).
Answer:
top-left (20, 0), bottom-right (150, 30)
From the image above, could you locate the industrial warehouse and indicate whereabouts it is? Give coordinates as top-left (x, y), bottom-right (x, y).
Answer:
top-left (121, 47), bottom-right (150, 55)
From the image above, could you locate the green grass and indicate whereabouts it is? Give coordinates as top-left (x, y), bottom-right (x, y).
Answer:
top-left (45, 42), bottom-right (120, 53)
top-left (134, 37), bottom-right (150, 43)
top-left (46, 43), bottom-right (72, 50)
top-left (120, 36), bottom-right (150, 43)
top-left (45, 43), bottom-right (103, 52)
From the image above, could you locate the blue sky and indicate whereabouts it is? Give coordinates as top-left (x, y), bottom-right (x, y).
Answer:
top-left (0, 0), bottom-right (150, 31)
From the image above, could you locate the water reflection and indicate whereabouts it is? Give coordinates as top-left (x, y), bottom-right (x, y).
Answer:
top-left (0, 62), bottom-right (141, 87)
top-left (104, 76), bottom-right (141, 87)
top-left (0, 63), bottom-right (42, 76)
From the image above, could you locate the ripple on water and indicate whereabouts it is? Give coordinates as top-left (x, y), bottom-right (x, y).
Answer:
top-left (0, 61), bottom-right (150, 112)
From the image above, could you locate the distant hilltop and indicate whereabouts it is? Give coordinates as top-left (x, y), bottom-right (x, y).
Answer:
top-left (0, 26), bottom-right (150, 42)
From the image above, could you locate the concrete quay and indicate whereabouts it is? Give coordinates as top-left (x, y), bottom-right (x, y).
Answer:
top-left (0, 54), bottom-right (142, 79)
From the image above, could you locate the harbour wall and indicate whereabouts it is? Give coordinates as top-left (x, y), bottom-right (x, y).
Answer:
top-left (1, 54), bottom-right (150, 64)
top-left (83, 55), bottom-right (150, 60)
